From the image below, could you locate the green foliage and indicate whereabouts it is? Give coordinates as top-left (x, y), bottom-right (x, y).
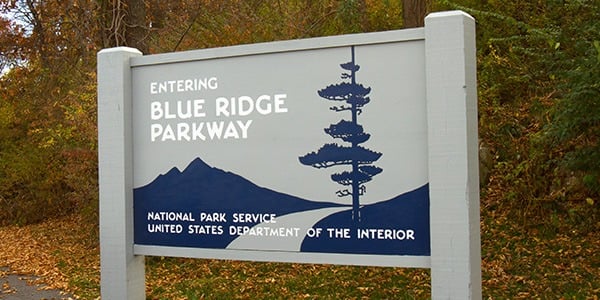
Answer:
top-left (0, 64), bottom-right (98, 226)
top-left (146, 0), bottom-right (402, 53)
top-left (540, 1), bottom-right (600, 200)
top-left (434, 0), bottom-right (600, 233)
top-left (545, 36), bottom-right (600, 194)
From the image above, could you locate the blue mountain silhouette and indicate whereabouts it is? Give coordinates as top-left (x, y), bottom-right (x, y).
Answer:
top-left (134, 158), bottom-right (430, 255)
top-left (134, 157), bottom-right (344, 248)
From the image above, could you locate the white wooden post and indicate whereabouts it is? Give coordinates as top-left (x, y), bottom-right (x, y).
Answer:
top-left (425, 11), bottom-right (482, 299)
top-left (97, 47), bottom-right (146, 300)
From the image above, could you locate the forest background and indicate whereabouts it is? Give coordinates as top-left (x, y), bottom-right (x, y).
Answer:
top-left (0, 0), bottom-right (598, 299)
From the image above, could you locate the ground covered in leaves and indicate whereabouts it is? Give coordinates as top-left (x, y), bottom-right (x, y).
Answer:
top-left (0, 200), bottom-right (599, 299)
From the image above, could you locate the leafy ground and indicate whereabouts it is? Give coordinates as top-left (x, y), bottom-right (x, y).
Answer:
top-left (0, 188), bottom-right (599, 299)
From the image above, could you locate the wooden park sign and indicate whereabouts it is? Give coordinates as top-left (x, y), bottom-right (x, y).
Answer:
top-left (98, 11), bottom-right (481, 299)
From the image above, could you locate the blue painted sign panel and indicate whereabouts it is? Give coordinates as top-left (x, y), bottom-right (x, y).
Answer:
top-left (131, 38), bottom-right (430, 257)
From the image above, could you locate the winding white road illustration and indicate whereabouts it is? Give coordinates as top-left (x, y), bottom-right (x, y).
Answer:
top-left (226, 206), bottom-right (350, 251)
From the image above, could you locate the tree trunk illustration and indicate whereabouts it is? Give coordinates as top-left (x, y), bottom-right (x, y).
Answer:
top-left (299, 46), bottom-right (382, 222)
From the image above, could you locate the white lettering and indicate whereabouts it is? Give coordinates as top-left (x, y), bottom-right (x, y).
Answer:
top-left (213, 94), bottom-right (288, 117)
top-left (150, 100), bottom-right (206, 121)
top-left (215, 97), bottom-right (229, 117)
top-left (356, 228), bottom-right (415, 240)
top-left (238, 96), bottom-right (254, 116)
top-left (150, 120), bottom-right (252, 142)
top-left (150, 123), bottom-right (162, 142)
top-left (162, 124), bottom-right (176, 141)
top-left (237, 120), bottom-right (252, 139)
top-left (177, 123), bottom-right (190, 141)
top-left (199, 212), bottom-right (227, 222)
top-left (208, 77), bottom-right (218, 89)
top-left (191, 122), bottom-right (206, 141)
top-left (193, 99), bottom-right (206, 117)
top-left (229, 226), bottom-right (299, 237)
top-left (146, 211), bottom-right (196, 221)
top-left (188, 224), bottom-right (224, 235)
top-left (150, 101), bottom-right (162, 120)
top-left (150, 77), bottom-right (218, 94)
top-left (163, 102), bottom-right (176, 119)
top-left (177, 100), bottom-right (192, 119)
top-left (223, 121), bottom-right (239, 139)
top-left (255, 94), bottom-right (271, 115)
top-left (274, 94), bottom-right (288, 113)
top-left (206, 121), bottom-right (224, 139)
top-left (232, 213), bottom-right (276, 223)
top-left (147, 223), bottom-right (183, 233)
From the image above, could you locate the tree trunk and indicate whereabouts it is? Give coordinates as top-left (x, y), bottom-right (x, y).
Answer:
top-left (125, 0), bottom-right (148, 53)
top-left (25, 0), bottom-right (48, 67)
top-left (99, 0), bottom-right (147, 52)
top-left (402, 0), bottom-right (429, 28)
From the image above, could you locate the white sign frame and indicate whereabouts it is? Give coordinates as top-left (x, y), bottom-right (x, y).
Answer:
top-left (98, 11), bottom-right (481, 300)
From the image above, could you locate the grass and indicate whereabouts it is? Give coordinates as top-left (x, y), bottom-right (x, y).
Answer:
top-left (145, 258), bottom-right (430, 299)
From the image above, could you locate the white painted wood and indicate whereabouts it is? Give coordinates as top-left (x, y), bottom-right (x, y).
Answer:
top-left (97, 47), bottom-right (145, 300)
top-left (134, 245), bottom-right (431, 268)
top-left (130, 28), bottom-right (425, 67)
top-left (425, 11), bottom-right (482, 299)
